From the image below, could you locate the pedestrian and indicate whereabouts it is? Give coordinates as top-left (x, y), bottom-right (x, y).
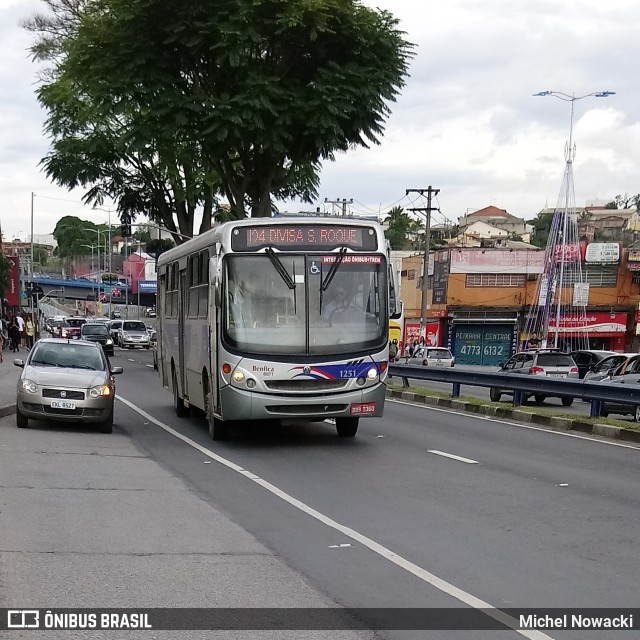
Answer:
top-left (8, 318), bottom-right (21, 352)
top-left (25, 316), bottom-right (35, 349)
top-left (16, 313), bottom-right (25, 347)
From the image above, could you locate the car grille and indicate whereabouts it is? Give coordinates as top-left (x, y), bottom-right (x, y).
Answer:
top-left (264, 379), bottom-right (348, 392)
top-left (42, 406), bottom-right (84, 416)
top-left (42, 389), bottom-right (85, 400)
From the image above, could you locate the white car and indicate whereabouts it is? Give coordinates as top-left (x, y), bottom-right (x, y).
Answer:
top-left (406, 347), bottom-right (455, 368)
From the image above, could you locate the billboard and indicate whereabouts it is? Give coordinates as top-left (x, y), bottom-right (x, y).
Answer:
top-left (5, 256), bottom-right (19, 306)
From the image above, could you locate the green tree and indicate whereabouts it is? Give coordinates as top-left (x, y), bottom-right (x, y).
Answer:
top-left (26, 0), bottom-right (412, 235)
top-left (384, 206), bottom-right (412, 249)
top-left (146, 238), bottom-right (175, 259)
top-left (33, 246), bottom-right (49, 267)
top-left (530, 209), bottom-right (555, 248)
top-left (52, 216), bottom-right (103, 258)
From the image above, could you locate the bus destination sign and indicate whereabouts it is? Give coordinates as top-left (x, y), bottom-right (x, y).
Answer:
top-left (232, 225), bottom-right (378, 252)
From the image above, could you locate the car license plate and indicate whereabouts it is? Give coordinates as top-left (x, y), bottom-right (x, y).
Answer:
top-left (549, 373), bottom-right (567, 378)
top-left (350, 402), bottom-right (376, 415)
top-left (51, 400), bottom-right (76, 409)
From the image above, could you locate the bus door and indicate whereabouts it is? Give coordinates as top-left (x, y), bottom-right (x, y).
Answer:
top-left (178, 268), bottom-right (187, 400)
top-left (209, 249), bottom-right (222, 414)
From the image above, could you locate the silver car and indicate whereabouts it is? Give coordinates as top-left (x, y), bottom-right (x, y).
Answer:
top-left (118, 320), bottom-right (151, 349)
top-left (15, 338), bottom-right (123, 433)
top-left (406, 346), bottom-right (455, 368)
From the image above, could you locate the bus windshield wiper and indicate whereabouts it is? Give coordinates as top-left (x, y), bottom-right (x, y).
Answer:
top-left (320, 246), bottom-right (348, 315)
top-left (265, 248), bottom-right (296, 290)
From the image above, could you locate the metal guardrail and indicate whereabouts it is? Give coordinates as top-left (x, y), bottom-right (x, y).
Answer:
top-left (388, 364), bottom-right (640, 419)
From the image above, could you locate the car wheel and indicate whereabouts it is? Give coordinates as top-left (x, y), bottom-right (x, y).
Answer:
top-left (601, 409), bottom-right (609, 418)
top-left (98, 410), bottom-right (113, 433)
top-left (173, 370), bottom-right (189, 417)
top-left (16, 408), bottom-right (28, 429)
top-left (206, 391), bottom-right (228, 440)
top-left (561, 397), bottom-right (574, 407)
top-left (534, 395), bottom-right (546, 404)
top-left (489, 387), bottom-right (501, 402)
top-left (336, 417), bottom-right (359, 437)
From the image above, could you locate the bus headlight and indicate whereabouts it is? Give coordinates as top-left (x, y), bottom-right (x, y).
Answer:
top-left (366, 368), bottom-right (378, 380)
top-left (232, 370), bottom-right (245, 383)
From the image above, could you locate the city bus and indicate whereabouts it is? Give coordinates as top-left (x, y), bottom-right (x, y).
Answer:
top-left (156, 217), bottom-right (397, 440)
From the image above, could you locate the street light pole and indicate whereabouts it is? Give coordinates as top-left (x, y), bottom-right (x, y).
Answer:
top-left (531, 90), bottom-right (615, 349)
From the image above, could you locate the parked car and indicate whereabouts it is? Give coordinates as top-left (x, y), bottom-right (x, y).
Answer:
top-left (583, 353), bottom-right (637, 383)
top-left (145, 307), bottom-right (156, 318)
top-left (110, 309), bottom-right (122, 319)
top-left (489, 349), bottom-right (579, 406)
top-left (569, 350), bottom-right (617, 379)
top-left (107, 319), bottom-right (123, 343)
top-left (58, 316), bottom-right (87, 339)
top-left (80, 322), bottom-right (115, 357)
top-left (406, 346), bottom-right (455, 368)
top-left (118, 320), bottom-right (150, 349)
top-left (600, 372), bottom-right (640, 421)
top-left (14, 338), bottom-right (123, 433)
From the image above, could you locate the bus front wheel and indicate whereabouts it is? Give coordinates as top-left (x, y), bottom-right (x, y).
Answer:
top-left (336, 417), bottom-right (359, 437)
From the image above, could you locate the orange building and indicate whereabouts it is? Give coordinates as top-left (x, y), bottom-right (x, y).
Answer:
top-left (399, 244), bottom-right (639, 366)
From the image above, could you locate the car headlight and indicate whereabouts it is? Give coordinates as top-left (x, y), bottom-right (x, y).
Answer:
top-left (123, 333), bottom-right (130, 339)
top-left (106, 339), bottom-right (113, 345)
top-left (21, 379), bottom-right (38, 393)
top-left (89, 385), bottom-right (111, 398)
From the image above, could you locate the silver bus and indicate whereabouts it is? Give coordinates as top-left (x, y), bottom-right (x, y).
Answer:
top-left (156, 217), bottom-right (397, 440)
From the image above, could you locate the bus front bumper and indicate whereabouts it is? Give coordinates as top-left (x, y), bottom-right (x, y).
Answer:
top-left (219, 383), bottom-right (386, 421)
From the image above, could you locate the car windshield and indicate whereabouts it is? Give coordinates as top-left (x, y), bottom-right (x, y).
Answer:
top-left (536, 354), bottom-right (575, 366)
top-left (123, 322), bottom-right (146, 331)
top-left (82, 325), bottom-right (109, 336)
top-left (223, 254), bottom-right (387, 356)
top-left (426, 349), bottom-right (451, 359)
top-left (29, 343), bottom-right (105, 370)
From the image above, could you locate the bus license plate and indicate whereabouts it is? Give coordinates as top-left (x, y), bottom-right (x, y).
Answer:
top-left (350, 402), bottom-right (376, 415)
top-left (51, 400), bottom-right (76, 410)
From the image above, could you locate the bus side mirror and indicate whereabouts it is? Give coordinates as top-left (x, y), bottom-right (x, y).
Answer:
top-left (388, 263), bottom-right (400, 317)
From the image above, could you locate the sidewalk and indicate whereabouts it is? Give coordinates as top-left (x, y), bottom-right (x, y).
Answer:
top-left (0, 344), bottom-right (22, 417)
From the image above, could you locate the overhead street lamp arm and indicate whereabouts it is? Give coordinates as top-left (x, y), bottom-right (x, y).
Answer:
top-left (533, 90), bottom-right (616, 101)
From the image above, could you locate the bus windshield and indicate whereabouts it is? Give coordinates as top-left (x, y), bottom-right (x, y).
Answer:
top-left (223, 254), bottom-right (387, 356)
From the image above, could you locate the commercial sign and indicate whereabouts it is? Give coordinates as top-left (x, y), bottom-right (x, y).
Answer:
top-left (584, 243), bottom-right (620, 263)
top-left (627, 249), bottom-right (640, 270)
top-left (553, 243), bottom-right (582, 263)
top-left (450, 250), bottom-right (544, 274)
top-left (138, 281), bottom-right (158, 293)
top-left (548, 312), bottom-right (627, 334)
top-left (5, 256), bottom-right (19, 306)
top-left (432, 259), bottom-right (449, 304)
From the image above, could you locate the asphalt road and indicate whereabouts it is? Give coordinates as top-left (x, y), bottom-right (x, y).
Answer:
top-left (3, 346), bottom-right (640, 639)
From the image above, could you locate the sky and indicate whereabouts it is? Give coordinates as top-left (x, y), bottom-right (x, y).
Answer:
top-left (1, 0), bottom-right (639, 241)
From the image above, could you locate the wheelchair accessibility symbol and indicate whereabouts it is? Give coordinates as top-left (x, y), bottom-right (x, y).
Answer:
top-left (309, 262), bottom-right (320, 275)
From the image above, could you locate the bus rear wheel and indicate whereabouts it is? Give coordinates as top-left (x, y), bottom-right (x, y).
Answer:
top-left (173, 370), bottom-right (189, 417)
top-left (336, 417), bottom-right (359, 437)
top-left (206, 392), bottom-right (228, 441)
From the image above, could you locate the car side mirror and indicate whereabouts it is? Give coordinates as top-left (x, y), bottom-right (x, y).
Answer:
top-left (14, 359), bottom-right (24, 368)
top-left (497, 362), bottom-right (505, 368)
top-left (111, 366), bottom-right (124, 375)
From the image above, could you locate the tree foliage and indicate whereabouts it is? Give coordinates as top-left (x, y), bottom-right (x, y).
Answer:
top-left (384, 206), bottom-right (413, 250)
top-left (25, 0), bottom-right (413, 239)
top-left (530, 209), bottom-right (554, 248)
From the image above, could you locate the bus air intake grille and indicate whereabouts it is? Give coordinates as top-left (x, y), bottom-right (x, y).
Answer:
top-left (264, 380), bottom-right (348, 392)
top-left (266, 404), bottom-right (348, 415)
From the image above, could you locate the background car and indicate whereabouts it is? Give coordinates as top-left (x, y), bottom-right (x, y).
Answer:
top-left (118, 320), bottom-right (150, 349)
top-left (600, 372), bottom-right (640, 421)
top-left (406, 346), bottom-right (455, 367)
top-left (569, 349), bottom-right (617, 379)
top-left (80, 322), bottom-right (115, 356)
top-left (58, 316), bottom-right (87, 339)
top-left (583, 353), bottom-right (637, 383)
top-left (14, 338), bottom-right (123, 433)
top-left (489, 349), bottom-right (579, 405)
top-left (108, 319), bottom-right (123, 343)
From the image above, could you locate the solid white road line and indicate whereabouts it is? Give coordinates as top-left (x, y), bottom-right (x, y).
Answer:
top-left (116, 395), bottom-right (556, 640)
top-left (428, 450), bottom-right (479, 464)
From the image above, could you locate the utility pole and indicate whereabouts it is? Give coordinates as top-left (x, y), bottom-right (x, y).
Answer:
top-left (324, 198), bottom-right (353, 217)
top-left (407, 186), bottom-right (440, 341)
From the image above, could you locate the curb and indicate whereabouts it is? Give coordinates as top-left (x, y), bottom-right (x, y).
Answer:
top-left (386, 390), bottom-right (640, 444)
top-left (0, 404), bottom-right (16, 418)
